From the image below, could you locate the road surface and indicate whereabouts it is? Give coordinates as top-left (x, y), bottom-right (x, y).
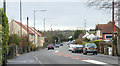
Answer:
top-left (7, 42), bottom-right (119, 66)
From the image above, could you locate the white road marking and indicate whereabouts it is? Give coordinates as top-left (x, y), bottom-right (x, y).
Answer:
top-left (82, 60), bottom-right (107, 64)
top-left (55, 50), bottom-right (59, 52)
top-left (33, 52), bottom-right (43, 64)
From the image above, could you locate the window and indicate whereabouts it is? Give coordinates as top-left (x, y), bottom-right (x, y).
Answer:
top-left (105, 35), bottom-right (112, 40)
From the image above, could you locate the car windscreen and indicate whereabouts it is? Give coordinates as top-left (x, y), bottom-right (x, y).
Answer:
top-left (75, 45), bottom-right (83, 47)
top-left (87, 44), bottom-right (97, 48)
top-left (49, 44), bottom-right (53, 46)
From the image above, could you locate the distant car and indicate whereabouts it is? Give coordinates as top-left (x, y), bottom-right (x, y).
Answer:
top-left (55, 44), bottom-right (59, 48)
top-left (47, 44), bottom-right (54, 50)
top-left (72, 45), bottom-right (83, 53)
top-left (69, 44), bottom-right (76, 51)
top-left (60, 43), bottom-right (63, 46)
top-left (83, 43), bottom-right (97, 55)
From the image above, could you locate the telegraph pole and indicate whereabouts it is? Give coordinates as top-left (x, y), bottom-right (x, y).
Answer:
top-left (20, 0), bottom-right (23, 54)
top-left (112, 0), bottom-right (115, 56)
top-left (27, 17), bottom-right (29, 52)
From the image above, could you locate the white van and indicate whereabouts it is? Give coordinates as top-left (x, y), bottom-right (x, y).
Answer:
top-left (69, 44), bottom-right (76, 51)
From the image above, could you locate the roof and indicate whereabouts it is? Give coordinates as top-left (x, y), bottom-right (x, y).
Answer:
top-left (96, 22), bottom-right (119, 33)
top-left (14, 20), bottom-right (34, 34)
top-left (28, 27), bottom-right (42, 36)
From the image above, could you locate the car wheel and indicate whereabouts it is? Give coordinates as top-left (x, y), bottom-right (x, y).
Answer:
top-left (48, 49), bottom-right (49, 50)
top-left (93, 53), bottom-right (95, 55)
top-left (84, 52), bottom-right (87, 55)
top-left (95, 52), bottom-right (97, 55)
top-left (72, 51), bottom-right (74, 53)
top-left (82, 51), bottom-right (83, 53)
top-left (53, 48), bottom-right (54, 50)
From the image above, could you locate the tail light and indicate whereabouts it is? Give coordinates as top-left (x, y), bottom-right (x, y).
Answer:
top-left (85, 48), bottom-right (87, 50)
top-left (75, 48), bottom-right (77, 50)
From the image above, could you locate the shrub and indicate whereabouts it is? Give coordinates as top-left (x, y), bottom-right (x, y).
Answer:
top-left (74, 38), bottom-right (83, 44)
top-left (82, 41), bottom-right (87, 45)
top-left (30, 44), bottom-right (35, 51)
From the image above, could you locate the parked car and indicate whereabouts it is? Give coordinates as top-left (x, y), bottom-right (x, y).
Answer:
top-left (47, 44), bottom-right (54, 50)
top-left (55, 44), bottom-right (59, 48)
top-left (83, 43), bottom-right (97, 55)
top-left (72, 45), bottom-right (83, 53)
top-left (60, 43), bottom-right (63, 46)
top-left (69, 44), bottom-right (76, 51)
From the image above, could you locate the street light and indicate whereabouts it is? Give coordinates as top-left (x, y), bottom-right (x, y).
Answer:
top-left (34, 9), bottom-right (47, 47)
top-left (20, 0), bottom-right (23, 54)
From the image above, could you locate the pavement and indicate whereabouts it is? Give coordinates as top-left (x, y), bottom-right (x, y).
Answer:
top-left (7, 42), bottom-right (119, 66)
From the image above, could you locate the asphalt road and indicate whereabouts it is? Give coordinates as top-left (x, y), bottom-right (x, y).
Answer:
top-left (7, 42), bottom-right (119, 66)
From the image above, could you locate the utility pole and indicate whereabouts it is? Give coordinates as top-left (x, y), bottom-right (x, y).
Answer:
top-left (20, 0), bottom-right (23, 54)
top-left (27, 17), bottom-right (29, 52)
top-left (3, 0), bottom-right (7, 64)
top-left (34, 11), bottom-right (36, 47)
top-left (112, 0), bottom-right (115, 56)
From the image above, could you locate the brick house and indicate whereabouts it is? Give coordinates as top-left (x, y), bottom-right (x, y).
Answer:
top-left (96, 21), bottom-right (119, 40)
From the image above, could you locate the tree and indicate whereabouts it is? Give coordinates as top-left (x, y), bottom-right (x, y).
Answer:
top-left (0, 8), bottom-right (9, 64)
top-left (9, 34), bottom-right (20, 46)
top-left (57, 34), bottom-right (63, 43)
top-left (73, 30), bottom-right (84, 39)
top-left (88, 0), bottom-right (119, 21)
top-left (74, 38), bottom-right (83, 44)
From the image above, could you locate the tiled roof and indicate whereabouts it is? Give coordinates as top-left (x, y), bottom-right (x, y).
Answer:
top-left (96, 22), bottom-right (119, 33)
top-left (28, 27), bottom-right (41, 36)
top-left (31, 27), bottom-right (42, 36)
top-left (14, 20), bottom-right (34, 34)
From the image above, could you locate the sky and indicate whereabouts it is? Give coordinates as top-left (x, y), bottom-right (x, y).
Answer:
top-left (0, 0), bottom-right (112, 31)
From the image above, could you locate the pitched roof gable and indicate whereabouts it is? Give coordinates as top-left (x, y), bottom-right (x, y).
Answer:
top-left (14, 20), bottom-right (34, 34)
top-left (96, 22), bottom-right (119, 33)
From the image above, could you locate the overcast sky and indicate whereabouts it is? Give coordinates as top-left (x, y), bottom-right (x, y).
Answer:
top-left (0, 0), bottom-right (112, 31)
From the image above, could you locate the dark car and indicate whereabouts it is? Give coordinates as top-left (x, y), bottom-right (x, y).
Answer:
top-left (83, 43), bottom-right (97, 55)
top-left (55, 44), bottom-right (59, 48)
top-left (60, 43), bottom-right (63, 46)
top-left (72, 45), bottom-right (83, 53)
top-left (47, 44), bottom-right (54, 50)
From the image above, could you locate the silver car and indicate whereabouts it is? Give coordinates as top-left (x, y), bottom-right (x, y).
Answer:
top-left (83, 43), bottom-right (97, 55)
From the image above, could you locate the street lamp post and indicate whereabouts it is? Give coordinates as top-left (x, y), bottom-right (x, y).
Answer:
top-left (20, 0), bottom-right (23, 54)
top-left (44, 18), bottom-right (45, 36)
top-left (34, 11), bottom-right (36, 47)
top-left (33, 9), bottom-right (46, 47)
